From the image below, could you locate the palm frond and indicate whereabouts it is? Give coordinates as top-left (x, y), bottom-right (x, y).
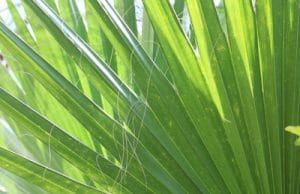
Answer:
top-left (0, 0), bottom-right (299, 193)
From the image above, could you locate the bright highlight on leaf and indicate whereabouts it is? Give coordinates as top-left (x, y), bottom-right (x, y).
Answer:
top-left (285, 126), bottom-right (300, 146)
top-left (285, 126), bottom-right (300, 136)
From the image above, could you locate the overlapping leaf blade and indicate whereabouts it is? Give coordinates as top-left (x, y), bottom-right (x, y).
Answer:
top-left (0, 0), bottom-right (300, 193)
top-left (0, 147), bottom-right (105, 194)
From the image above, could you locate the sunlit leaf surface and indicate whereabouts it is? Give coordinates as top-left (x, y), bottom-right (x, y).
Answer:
top-left (0, 0), bottom-right (299, 193)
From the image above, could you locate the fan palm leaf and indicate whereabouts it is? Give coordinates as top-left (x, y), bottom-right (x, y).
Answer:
top-left (0, 0), bottom-right (299, 193)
